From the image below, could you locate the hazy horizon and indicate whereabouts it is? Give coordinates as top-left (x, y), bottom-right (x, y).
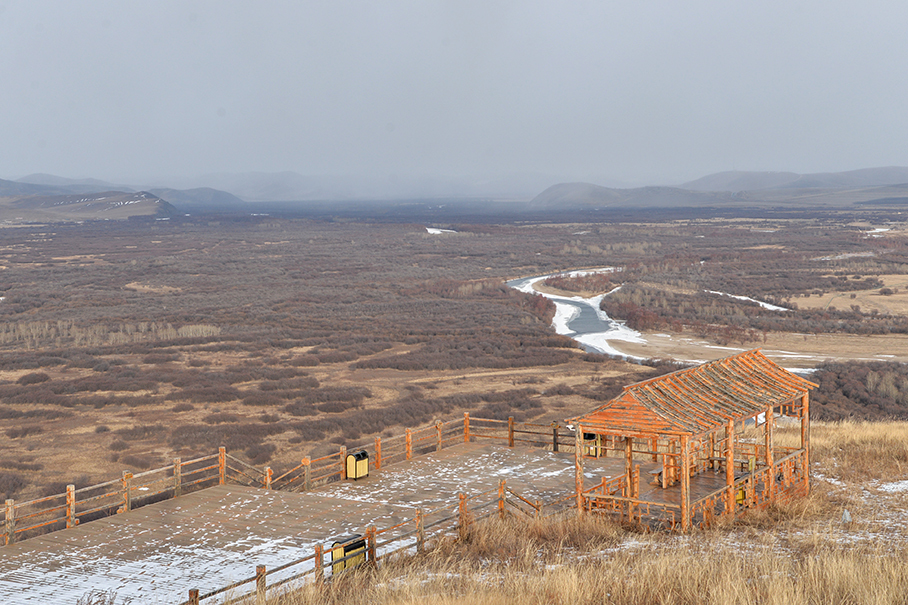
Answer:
top-left (3, 2), bottom-right (908, 192)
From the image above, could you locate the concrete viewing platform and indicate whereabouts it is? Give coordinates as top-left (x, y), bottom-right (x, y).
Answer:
top-left (0, 442), bottom-right (618, 604)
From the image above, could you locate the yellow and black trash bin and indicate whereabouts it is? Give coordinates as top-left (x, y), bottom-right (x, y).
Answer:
top-left (332, 534), bottom-right (366, 574)
top-left (346, 450), bottom-right (369, 480)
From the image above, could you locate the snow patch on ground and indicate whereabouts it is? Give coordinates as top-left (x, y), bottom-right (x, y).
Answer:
top-left (426, 227), bottom-right (457, 234)
top-left (705, 290), bottom-right (789, 312)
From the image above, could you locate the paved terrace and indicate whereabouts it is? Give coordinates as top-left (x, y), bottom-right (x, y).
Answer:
top-left (0, 442), bottom-right (620, 605)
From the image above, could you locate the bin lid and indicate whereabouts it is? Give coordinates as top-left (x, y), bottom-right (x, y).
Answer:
top-left (346, 450), bottom-right (368, 461)
top-left (332, 533), bottom-right (363, 548)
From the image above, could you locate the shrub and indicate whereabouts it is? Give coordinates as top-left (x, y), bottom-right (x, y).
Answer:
top-left (119, 454), bottom-right (160, 470)
top-left (115, 424), bottom-right (167, 440)
top-left (245, 443), bottom-right (276, 464)
top-left (0, 472), bottom-right (27, 499)
top-left (95, 425), bottom-right (110, 433)
top-left (172, 403), bottom-right (195, 413)
top-left (17, 372), bottom-right (50, 385)
top-left (109, 439), bottom-right (130, 451)
top-left (204, 413), bottom-right (240, 424)
top-left (6, 426), bottom-right (43, 439)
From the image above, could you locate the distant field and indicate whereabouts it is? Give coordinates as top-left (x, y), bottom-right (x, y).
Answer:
top-left (4, 213), bottom-right (908, 502)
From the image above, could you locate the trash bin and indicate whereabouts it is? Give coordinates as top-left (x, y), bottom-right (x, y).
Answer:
top-left (346, 450), bottom-right (369, 480)
top-left (332, 534), bottom-right (366, 574)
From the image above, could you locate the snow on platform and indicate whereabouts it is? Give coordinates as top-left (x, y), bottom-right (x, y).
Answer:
top-left (0, 442), bottom-right (618, 604)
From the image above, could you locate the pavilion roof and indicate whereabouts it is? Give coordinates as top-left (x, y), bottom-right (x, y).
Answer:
top-left (567, 350), bottom-right (817, 437)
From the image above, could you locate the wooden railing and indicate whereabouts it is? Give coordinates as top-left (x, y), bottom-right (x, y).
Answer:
top-left (178, 478), bottom-right (544, 605)
top-left (3, 413), bottom-right (571, 547)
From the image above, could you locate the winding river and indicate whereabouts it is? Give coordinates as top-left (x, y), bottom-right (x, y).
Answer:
top-left (506, 268), bottom-right (645, 359)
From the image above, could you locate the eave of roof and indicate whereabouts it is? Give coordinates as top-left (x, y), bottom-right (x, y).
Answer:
top-left (567, 349), bottom-right (817, 437)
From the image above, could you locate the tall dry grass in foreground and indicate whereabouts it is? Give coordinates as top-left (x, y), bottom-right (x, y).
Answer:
top-left (243, 421), bottom-right (908, 605)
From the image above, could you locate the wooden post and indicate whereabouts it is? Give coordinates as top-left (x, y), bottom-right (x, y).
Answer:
top-left (464, 412), bottom-right (470, 443)
top-left (4, 499), bottom-right (14, 546)
top-left (436, 421), bottom-right (443, 451)
top-left (218, 447), bottom-right (226, 485)
top-left (725, 420), bottom-right (735, 516)
top-left (66, 484), bottom-right (77, 529)
top-left (375, 436), bottom-right (382, 470)
top-left (302, 457), bottom-right (311, 491)
top-left (188, 589), bottom-right (200, 605)
top-left (458, 493), bottom-right (468, 536)
top-left (575, 425), bottom-right (584, 514)
top-left (314, 544), bottom-right (324, 583)
top-left (498, 479), bottom-right (506, 519)
top-left (680, 435), bottom-right (690, 531)
top-left (367, 525), bottom-right (377, 563)
top-left (255, 565), bottom-right (266, 605)
top-left (416, 509), bottom-right (425, 554)
top-left (120, 471), bottom-right (132, 514)
top-left (552, 422), bottom-right (559, 452)
top-left (340, 446), bottom-right (347, 480)
top-left (765, 406), bottom-right (774, 499)
top-left (535, 499), bottom-right (541, 519)
top-left (651, 438), bottom-right (658, 462)
top-left (801, 392), bottom-right (810, 496)
top-left (625, 436), bottom-right (634, 483)
top-left (405, 429), bottom-right (412, 460)
top-left (708, 433), bottom-right (716, 470)
top-left (508, 417), bottom-right (514, 448)
top-left (173, 457), bottom-right (182, 498)
top-left (264, 467), bottom-right (273, 490)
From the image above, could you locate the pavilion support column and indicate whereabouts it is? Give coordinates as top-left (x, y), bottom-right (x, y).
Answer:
top-left (765, 406), bottom-right (774, 500)
top-left (725, 420), bottom-right (735, 516)
top-left (680, 435), bottom-right (690, 532)
top-left (801, 392), bottom-right (810, 496)
top-left (575, 425), bottom-right (584, 514)
top-left (625, 436), bottom-right (634, 487)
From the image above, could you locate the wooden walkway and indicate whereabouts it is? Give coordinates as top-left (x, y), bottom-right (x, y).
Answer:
top-left (0, 442), bottom-right (620, 604)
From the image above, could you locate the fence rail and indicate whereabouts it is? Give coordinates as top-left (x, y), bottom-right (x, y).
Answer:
top-left (3, 413), bottom-right (570, 547)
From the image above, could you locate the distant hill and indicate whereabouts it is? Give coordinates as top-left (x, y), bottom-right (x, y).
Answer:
top-left (148, 187), bottom-right (247, 212)
top-left (529, 182), bottom-right (729, 209)
top-left (15, 173), bottom-right (135, 194)
top-left (0, 190), bottom-right (177, 223)
top-left (682, 167), bottom-right (908, 192)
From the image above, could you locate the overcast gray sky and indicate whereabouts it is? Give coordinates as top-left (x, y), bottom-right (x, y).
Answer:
top-left (2, 1), bottom-right (907, 189)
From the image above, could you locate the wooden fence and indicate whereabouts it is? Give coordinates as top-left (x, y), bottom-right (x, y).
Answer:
top-left (3, 413), bottom-right (570, 547)
top-left (178, 477), bottom-right (548, 605)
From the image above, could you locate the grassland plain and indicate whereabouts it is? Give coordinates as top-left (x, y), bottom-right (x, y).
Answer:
top-left (4, 214), bottom-right (908, 502)
top-left (212, 422), bottom-right (908, 605)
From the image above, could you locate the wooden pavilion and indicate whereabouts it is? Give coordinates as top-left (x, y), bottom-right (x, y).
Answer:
top-left (567, 350), bottom-right (817, 530)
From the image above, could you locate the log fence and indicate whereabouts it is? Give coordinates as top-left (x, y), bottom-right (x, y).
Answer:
top-left (178, 478), bottom-right (540, 605)
top-left (2, 414), bottom-right (571, 547)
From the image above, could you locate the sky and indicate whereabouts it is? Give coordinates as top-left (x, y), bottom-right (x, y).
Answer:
top-left (2, 1), bottom-right (908, 191)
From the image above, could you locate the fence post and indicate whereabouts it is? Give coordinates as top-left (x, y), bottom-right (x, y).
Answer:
top-left (436, 421), bottom-right (442, 451)
top-left (367, 525), bottom-right (377, 564)
top-left (173, 457), bottom-right (182, 498)
top-left (375, 436), bottom-right (382, 470)
top-left (264, 467), bottom-right (272, 490)
top-left (405, 429), bottom-right (412, 460)
top-left (119, 471), bottom-right (132, 514)
top-left (416, 509), bottom-right (425, 554)
top-left (4, 499), bottom-right (14, 546)
top-left (66, 484), bottom-right (77, 529)
top-left (340, 446), bottom-right (347, 480)
top-left (255, 565), bottom-right (266, 605)
top-left (464, 412), bottom-right (470, 443)
top-left (188, 589), bottom-right (200, 605)
top-left (535, 499), bottom-right (541, 520)
top-left (218, 447), bottom-right (226, 485)
top-left (552, 422), bottom-right (559, 452)
top-left (508, 417), bottom-right (514, 448)
top-left (498, 479), bottom-right (506, 519)
top-left (575, 426), bottom-right (584, 514)
top-left (302, 457), bottom-right (311, 491)
top-left (314, 544), bottom-right (324, 583)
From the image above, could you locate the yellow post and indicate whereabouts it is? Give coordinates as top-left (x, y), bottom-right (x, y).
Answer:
top-left (173, 457), bottom-right (182, 497)
top-left (375, 436), bottom-right (382, 470)
top-left (66, 485), bottom-right (77, 529)
top-left (725, 420), bottom-right (735, 516)
top-left (405, 429), bottom-right (412, 460)
top-left (801, 392), bottom-right (810, 496)
top-left (302, 457), bottom-right (311, 491)
top-left (264, 467), bottom-right (273, 490)
top-left (5, 499), bottom-right (15, 546)
top-left (575, 425), bottom-right (584, 514)
top-left (464, 412), bottom-right (470, 443)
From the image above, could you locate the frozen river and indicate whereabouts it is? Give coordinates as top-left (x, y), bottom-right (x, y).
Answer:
top-left (507, 268), bottom-right (646, 359)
